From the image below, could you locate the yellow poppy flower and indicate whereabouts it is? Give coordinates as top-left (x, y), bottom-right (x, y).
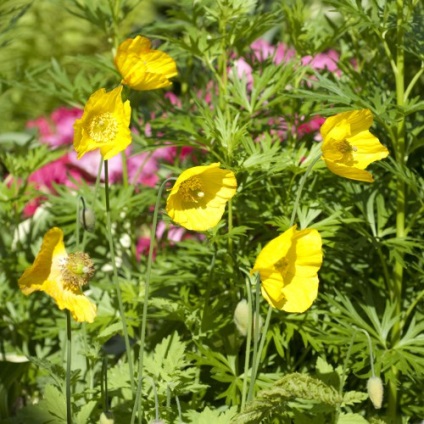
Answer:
top-left (252, 226), bottom-right (323, 313)
top-left (114, 35), bottom-right (178, 91)
top-left (320, 109), bottom-right (389, 182)
top-left (73, 85), bottom-right (131, 160)
top-left (18, 228), bottom-right (97, 323)
top-left (166, 163), bottom-right (237, 232)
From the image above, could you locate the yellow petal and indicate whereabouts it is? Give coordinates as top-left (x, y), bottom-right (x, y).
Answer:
top-left (19, 227), bottom-right (67, 295)
top-left (42, 280), bottom-right (97, 323)
top-left (324, 158), bottom-right (374, 182)
top-left (166, 163), bottom-right (237, 231)
top-left (115, 35), bottom-right (177, 91)
top-left (321, 109), bottom-right (388, 182)
top-left (252, 226), bottom-right (295, 273)
top-left (18, 227), bottom-right (97, 323)
top-left (253, 226), bottom-right (323, 313)
top-left (73, 86), bottom-right (131, 160)
top-left (281, 275), bottom-right (319, 313)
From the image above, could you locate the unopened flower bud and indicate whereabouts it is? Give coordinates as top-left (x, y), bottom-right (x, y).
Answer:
top-left (99, 412), bottom-right (114, 424)
top-left (234, 299), bottom-right (263, 337)
top-left (367, 376), bottom-right (384, 409)
top-left (80, 207), bottom-right (96, 232)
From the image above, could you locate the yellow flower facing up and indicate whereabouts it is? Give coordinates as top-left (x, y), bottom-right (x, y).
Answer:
top-left (114, 35), bottom-right (178, 91)
top-left (73, 85), bottom-right (131, 160)
top-left (320, 109), bottom-right (389, 182)
top-left (252, 226), bottom-right (323, 313)
top-left (166, 163), bottom-right (237, 232)
top-left (18, 228), bottom-right (97, 323)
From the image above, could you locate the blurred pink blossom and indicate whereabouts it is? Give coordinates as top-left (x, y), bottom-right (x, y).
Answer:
top-left (301, 50), bottom-right (340, 75)
top-left (296, 115), bottom-right (326, 140)
top-left (27, 107), bottom-right (83, 147)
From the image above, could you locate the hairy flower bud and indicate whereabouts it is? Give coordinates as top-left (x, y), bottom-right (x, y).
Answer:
top-left (80, 207), bottom-right (96, 232)
top-left (367, 376), bottom-right (384, 409)
top-left (234, 299), bottom-right (263, 337)
top-left (99, 412), bottom-right (114, 424)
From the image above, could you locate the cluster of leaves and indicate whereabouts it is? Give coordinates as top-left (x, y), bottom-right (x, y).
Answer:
top-left (0, 0), bottom-right (423, 423)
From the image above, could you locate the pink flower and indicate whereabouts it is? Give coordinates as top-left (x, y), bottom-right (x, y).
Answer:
top-left (301, 50), bottom-right (340, 74)
top-left (27, 107), bottom-right (83, 147)
top-left (274, 42), bottom-right (296, 65)
top-left (295, 115), bottom-right (326, 141)
top-left (127, 152), bottom-right (160, 187)
top-left (251, 39), bottom-right (275, 62)
top-left (68, 149), bottom-right (124, 183)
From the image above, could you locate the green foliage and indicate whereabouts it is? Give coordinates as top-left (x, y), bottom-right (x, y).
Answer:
top-left (1, 0), bottom-right (423, 422)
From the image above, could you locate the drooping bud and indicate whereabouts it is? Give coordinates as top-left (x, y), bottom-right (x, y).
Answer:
top-left (234, 299), bottom-right (249, 336)
top-left (234, 299), bottom-right (263, 337)
top-left (80, 207), bottom-right (96, 232)
top-left (99, 411), bottom-right (114, 424)
top-left (367, 376), bottom-right (384, 409)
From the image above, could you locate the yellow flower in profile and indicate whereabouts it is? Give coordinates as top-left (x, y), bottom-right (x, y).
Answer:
top-left (166, 163), bottom-right (237, 232)
top-left (18, 228), bottom-right (97, 323)
top-left (114, 35), bottom-right (178, 91)
top-left (73, 85), bottom-right (131, 160)
top-left (320, 109), bottom-right (389, 182)
top-left (252, 226), bottom-right (323, 313)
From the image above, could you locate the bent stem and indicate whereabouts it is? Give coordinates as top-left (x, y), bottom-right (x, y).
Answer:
top-left (65, 310), bottom-right (72, 424)
top-left (131, 177), bottom-right (175, 424)
top-left (104, 160), bottom-right (135, 392)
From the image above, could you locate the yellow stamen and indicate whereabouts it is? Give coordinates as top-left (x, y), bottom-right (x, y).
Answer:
top-left (89, 112), bottom-right (118, 143)
top-left (179, 177), bottom-right (205, 203)
top-left (61, 252), bottom-right (95, 289)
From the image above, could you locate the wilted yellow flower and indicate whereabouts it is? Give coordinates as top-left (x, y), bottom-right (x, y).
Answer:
top-left (166, 163), bottom-right (237, 232)
top-left (114, 35), bottom-right (177, 91)
top-left (73, 85), bottom-right (131, 160)
top-left (320, 109), bottom-right (389, 182)
top-left (18, 227), bottom-right (97, 323)
top-left (252, 226), bottom-right (323, 313)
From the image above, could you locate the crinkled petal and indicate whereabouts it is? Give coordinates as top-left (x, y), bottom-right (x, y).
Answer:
top-left (166, 163), bottom-right (237, 231)
top-left (73, 86), bottom-right (131, 160)
top-left (18, 227), bottom-right (66, 295)
top-left (252, 226), bottom-right (295, 272)
top-left (115, 35), bottom-right (177, 91)
top-left (281, 275), bottom-right (319, 313)
top-left (42, 280), bottom-right (97, 323)
top-left (324, 158), bottom-right (374, 182)
top-left (253, 226), bottom-right (323, 314)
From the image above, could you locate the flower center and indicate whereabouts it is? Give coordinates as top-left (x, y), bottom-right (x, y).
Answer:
top-left (60, 252), bottom-right (95, 289)
top-left (88, 112), bottom-right (118, 143)
top-left (274, 257), bottom-right (289, 276)
top-left (334, 139), bottom-right (357, 165)
top-left (179, 176), bottom-right (206, 203)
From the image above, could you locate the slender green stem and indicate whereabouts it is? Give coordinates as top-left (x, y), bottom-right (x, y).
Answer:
top-left (121, 151), bottom-right (128, 188)
top-left (131, 177), bottom-right (176, 424)
top-left (247, 149), bottom-right (321, 403)
top-left (65, 310), bottom-right (72, 424)
top-left (241, 276), bottom-right (254, 411)
top-left (201, 250), bottom-right (217, 332)
top-left (389, 1), bottom-right (406, 422)
top-left (289, 152), bottom-right (322, 227)
top-left (248, 305), bottom-right (272, 402)
top-left (104, 160), bottom-right (135, 392)
top-left (228, 198), bottom-right (233, 254)
top-left (247, 275), bottom-right (262, 402)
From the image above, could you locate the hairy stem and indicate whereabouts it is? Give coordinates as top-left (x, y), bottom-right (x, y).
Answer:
top-left (104, 160), bottom-right (135, 392)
